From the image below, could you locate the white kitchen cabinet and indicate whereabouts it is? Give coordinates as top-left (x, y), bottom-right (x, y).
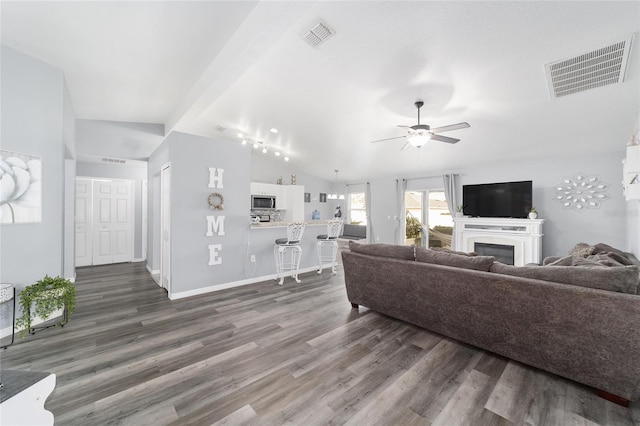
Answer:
top-left (250, 182), bottom-right (278, 196)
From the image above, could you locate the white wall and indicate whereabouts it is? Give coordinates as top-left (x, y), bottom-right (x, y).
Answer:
top-left (76, 161), bottom-right (147, 260)
top-left (365, 151), bottom-right (628, 259)
top-left (63, 80), bottom-right (77, 281)
top-left (76, 119), bottom-right (164, 160)
top-left (0, 46), bottom-right (66, 287)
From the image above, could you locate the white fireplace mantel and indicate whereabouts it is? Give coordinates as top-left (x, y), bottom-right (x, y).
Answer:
top-left (453, 217), bottom-right (545, 266)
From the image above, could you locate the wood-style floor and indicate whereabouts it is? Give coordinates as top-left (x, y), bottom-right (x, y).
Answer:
top-left (2, 262), bottom-right (639, 425)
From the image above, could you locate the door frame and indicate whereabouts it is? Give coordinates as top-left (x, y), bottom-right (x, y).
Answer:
top-left (160, 163), bottom-right (171, 294)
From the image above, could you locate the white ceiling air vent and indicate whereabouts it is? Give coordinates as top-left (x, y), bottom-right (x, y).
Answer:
top-left (302, 21), bottom-right (334, 48)
top-left (101, 157), bottom-right (126, 164)
top-left (545, 34), bottom-right (634, 98)
top-left (214, 125), bottom-right (226, 132)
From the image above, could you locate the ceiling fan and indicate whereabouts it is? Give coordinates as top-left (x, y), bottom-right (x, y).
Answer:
top-left (371, 101), bottom-right (470, 149)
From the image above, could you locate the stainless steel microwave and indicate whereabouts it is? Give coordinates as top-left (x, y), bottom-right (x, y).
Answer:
top-left (251, 195), bottom-right (276, 210)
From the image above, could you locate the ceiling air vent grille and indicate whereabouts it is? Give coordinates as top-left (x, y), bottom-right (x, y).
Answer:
top-left (302, 21), bottom-right (334, 48)
top-left (102, 157), bottom-right (126, 164)
top-left (545, 34), bottom-right (633, 98)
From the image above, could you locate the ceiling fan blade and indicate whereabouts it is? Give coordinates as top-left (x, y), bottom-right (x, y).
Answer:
top-left (397, 125), bottom-right (412, 129)
top-left (431, 134), bottom-right (460, 144)
top-left (430, 122), bottom-right (470, 133)
top-left (400, 141), bottom-right (411, 151)
top-left (370, 135), bottom-right (406, 143)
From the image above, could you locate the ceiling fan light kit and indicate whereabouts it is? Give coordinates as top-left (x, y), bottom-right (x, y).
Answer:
top-left (371, 100), bottom-right (470, 149)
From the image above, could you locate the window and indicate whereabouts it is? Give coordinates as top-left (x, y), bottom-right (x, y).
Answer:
top-left (348, 192), bottom-right (367, 225)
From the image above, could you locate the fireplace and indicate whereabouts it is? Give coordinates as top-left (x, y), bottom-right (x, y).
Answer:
top-left (474, 242), bottom-right (515, 265)
top-left (453, 217), bottom-right (544, 266)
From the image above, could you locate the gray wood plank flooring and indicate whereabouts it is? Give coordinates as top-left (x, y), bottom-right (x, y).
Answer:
top-left (2, 262), bottom-right (638, 425)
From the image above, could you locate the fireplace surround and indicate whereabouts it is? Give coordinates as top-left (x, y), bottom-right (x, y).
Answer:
top-left (453, 217), bottom-right (545, 266)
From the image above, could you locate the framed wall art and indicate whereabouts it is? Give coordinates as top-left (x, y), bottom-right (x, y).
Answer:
top-left (0, 150), bottom-right (42, 224)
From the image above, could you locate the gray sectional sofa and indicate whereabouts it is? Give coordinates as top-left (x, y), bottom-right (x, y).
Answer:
top-left (342, 241), bottom-right (640, 403)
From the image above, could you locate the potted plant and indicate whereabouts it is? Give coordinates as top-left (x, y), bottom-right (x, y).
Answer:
top-left (455, 205), bottom-right (465, 217)
top-left (16, 275), bottom-right (76, 336)
top-left (405, 214), bottom-right (422, 246)
top-left (528, 207), bottom-right (538, 219)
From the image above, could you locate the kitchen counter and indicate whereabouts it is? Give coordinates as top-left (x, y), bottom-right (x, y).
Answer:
top-left (250, 220), bottom-right (331, 229)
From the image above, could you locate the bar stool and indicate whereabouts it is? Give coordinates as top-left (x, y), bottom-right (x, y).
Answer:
top-left (317, 219), bottom-right (343, 274)
top-left (274, 222), bottom-right (306, 285)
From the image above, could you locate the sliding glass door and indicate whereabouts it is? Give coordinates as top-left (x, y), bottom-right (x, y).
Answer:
top-left (404, 190), bottom-right (453, 248)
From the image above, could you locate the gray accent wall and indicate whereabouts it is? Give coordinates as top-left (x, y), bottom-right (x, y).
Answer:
top-left (365, 151), bottom-right (628, 259)
top-left (0, 46), bottom-right (66, 287)
top-left (148, 131), bottom-right (251, 295)
top-left (76, 161), bottom-right (147, 260)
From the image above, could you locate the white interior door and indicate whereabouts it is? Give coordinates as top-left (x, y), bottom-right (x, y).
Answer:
top-left (160, 165), bottom-right (171, 291)
top-left (91, 179), bottom-right (134, 266)
top-left (75, 178), bottom-right (93, 267)
top-left (93, 181), bottom-right (115, 265)
top-left (112, 181), bottom-right (134, 263)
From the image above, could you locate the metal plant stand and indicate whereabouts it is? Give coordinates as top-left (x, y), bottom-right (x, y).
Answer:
top-left (0, 284), bottom-right (16, 349)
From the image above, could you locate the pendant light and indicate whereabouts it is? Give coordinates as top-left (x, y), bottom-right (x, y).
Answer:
top-left (328, 169), bottom-right (345, 200)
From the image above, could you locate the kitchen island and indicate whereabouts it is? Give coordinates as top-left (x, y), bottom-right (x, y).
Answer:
top-left (247, 220), bottom-right (336, 281)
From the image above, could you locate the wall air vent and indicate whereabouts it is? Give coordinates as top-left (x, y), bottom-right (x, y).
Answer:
top-left (302, 21), bottom-right (334, 48)
top-left (545, 34), bottom-right (634, 98)
top-left (101, 157), bottom-right (126, 164)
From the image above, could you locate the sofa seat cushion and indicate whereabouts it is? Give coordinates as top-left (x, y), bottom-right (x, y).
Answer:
top-left (490, 262), bottom-right (640, 295)
top-left (430, 247), bottom-right (478, 257)
top-left (415, 247), bottom-right (494, 271)
top-left (348, 241), bottom-right (415, 260)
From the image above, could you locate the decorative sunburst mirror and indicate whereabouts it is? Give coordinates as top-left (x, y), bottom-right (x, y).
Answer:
top-left (553, 173), bottom-right (609, 210)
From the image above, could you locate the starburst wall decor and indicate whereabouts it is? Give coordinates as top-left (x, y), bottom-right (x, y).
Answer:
top-left (554, 173), bottom-right (609, 210)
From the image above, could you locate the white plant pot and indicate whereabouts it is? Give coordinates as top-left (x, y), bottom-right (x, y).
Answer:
top-left (528, 212), bottom-right (538, 219)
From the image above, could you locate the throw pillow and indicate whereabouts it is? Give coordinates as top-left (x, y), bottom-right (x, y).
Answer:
top-left (593, 243), bottom-right (627, 258)
top-left (348, 241), bottom-right (416, 261)
top-left (569, 243), bottom-right (595, 258)
top-left (547, 255), bottom-right (574, 266)
top-left (490, 262), bottom-right (640, 295)
top-left (431, 247), bottom-right (478, 257)
top-left (415, 247), bottom-right (494, 272)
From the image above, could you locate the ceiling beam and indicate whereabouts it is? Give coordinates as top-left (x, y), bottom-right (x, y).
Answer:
top-left (165, 1), bottom-right (316, 136)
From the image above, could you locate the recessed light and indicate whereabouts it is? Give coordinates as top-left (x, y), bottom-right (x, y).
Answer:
top-left (284, 156), bottom-right (289, 162)
top-left (274, 152), bottom-right (281, 157)
top-left (262, 147), bottom-right (268, 154)
top-left (253, 143), bottom-right (260, 149)
top-left (241, 139), bottom-right (247, 145)
top-left (237, 132), bottom-right (243, 138)
top-left (270, 128), bottom-right (278, 134)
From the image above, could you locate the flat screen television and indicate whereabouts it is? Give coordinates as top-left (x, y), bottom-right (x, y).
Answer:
top-left (462, 180), bottom-right (532, 218)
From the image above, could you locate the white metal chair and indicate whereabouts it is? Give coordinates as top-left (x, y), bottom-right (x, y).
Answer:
top-left (274, 222), bottom-right (306, 285)
top-left (316, 219), bottom-right (343, 274)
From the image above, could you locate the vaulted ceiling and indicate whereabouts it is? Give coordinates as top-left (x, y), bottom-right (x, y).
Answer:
top-left (2, 1), bottom-right (639, 181)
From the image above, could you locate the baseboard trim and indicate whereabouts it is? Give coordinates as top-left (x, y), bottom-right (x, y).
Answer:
top-left (132, 257), bottom-right (146, 263)
top-left (146, 264), bottom-right (159, 275)
top-left (168, 266), bottom-right (319, 300)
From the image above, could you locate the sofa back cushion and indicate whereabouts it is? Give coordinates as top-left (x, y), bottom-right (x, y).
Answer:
top-left (415, 247), bottom-right (494, 271)
top-left (490, 262), bottom-right (640, 295)
top-left (348, 241), bottom-right (415, 260)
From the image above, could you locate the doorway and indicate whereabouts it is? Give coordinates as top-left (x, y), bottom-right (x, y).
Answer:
top-left (160, 164), bottom-right (171, 292)
top-left (75, 178), bottom-right (135, 266)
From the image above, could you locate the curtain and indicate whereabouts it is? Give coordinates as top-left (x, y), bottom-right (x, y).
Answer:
top-left (443, 174), bottom-right (457, 216)
top-left (365, 182), bottom-right (374, 244)
top-left (396, 178), bottom-right (407, 245)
